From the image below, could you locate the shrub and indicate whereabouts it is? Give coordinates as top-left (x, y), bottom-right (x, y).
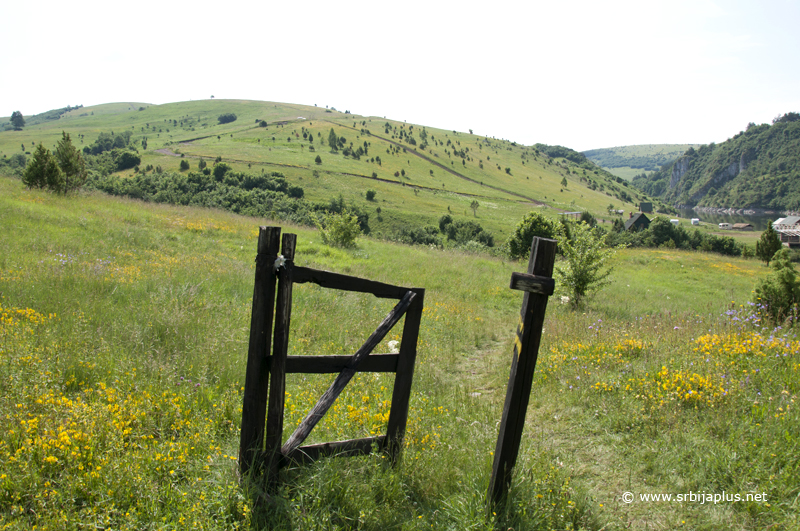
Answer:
top-left (114, 149), bottom-right (141, 171)
top-left (315, 155), bottom-right (322, 165)
top-left (507, 211), bottom-right (559, 259)
top-left (366, 190), bottom-right (376, 201)
top-left (213, 163), bottom-right (231, 180)
top-left (180, 159), bottom-right (190, 171)
top-left (557, 222), bottom-right (621, 308)
top-left (438, 215), bottom-right (493, 247)
top-left (314, 210), bottom-right (361, 248)
top-left (753, 248), bottom-right (800, 324)
top-left (217, 113), bottom-right (237, 124)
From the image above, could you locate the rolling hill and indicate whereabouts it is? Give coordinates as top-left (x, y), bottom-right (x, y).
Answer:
top-left (582, 144), bottom-right (700, 181)
top-left (1, 100), bottom-right (654, 243)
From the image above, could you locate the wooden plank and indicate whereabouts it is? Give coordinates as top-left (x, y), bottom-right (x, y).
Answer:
top-left (282, 436), bottom-right (386, 465)
top-left (264, 233), bottom-right (297, 487)
top-left (385, 288), bottom-right (425, 464)
top-left (281, 290), bottom-right (417, 455)
top-left (293, 266), bottom-right (409, 299)
top-left (238, 226), bottom-right (281, 476)
top-left (489, 237), bottom-right (557, 506)
top-left (509, 272), bottom-right (555, 296)
top-left (268, 354), bottom-right (399, 374)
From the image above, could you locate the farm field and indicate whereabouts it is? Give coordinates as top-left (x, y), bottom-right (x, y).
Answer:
top-left (1, 166), bottom-right (798, 531)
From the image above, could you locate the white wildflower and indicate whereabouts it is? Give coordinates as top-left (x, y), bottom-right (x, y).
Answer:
top-left (388, 340), bottom-right (400, 354)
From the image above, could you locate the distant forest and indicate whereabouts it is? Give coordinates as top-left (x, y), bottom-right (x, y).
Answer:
top-left (631, 114), bottom-right (800, 210)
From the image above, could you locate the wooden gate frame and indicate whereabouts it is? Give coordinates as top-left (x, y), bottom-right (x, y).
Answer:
top-left (238, 226), bottom-right (425, 486)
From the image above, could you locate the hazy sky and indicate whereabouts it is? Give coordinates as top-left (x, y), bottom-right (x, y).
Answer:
top-left (3, 0), bottom-right (798, 151)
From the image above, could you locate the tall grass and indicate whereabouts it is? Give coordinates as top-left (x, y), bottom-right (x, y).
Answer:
top-left (1, 176), bottom-right (797, 530)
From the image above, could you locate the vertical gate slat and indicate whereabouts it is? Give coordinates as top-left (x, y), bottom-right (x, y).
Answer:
top-left (238, 226), bottom-right (281, 477)
top-left (385, 288), bottom-right (425, 463)
top-left (264, 233), bottom-right (296, 487)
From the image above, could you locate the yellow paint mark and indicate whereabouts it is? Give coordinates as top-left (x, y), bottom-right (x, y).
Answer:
top-left (514, 334), bottom-right (523, 354)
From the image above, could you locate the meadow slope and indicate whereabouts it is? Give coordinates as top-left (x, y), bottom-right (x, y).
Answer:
top-left (1, 175), bottom-right (797, 530)
top-left (1, 100), bottom-right (656, 243)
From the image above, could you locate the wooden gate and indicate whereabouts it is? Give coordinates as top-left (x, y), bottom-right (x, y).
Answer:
top-left (238, 226), bottom-right (425, 486)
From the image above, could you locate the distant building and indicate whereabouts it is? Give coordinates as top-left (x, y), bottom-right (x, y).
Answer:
top-left (773, 216), bottom-right (800, 248)
top-left (732, 223), bottom-right (754, 231)
top-left (639, 202), bottom-right (653, 213)
top-left (624, 212), bottom-right (650, 232)
top-left (774, 216), bottom-right (800, 231)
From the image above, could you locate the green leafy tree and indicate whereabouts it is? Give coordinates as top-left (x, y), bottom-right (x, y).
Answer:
top-left (557, 222), bottom-right (621, 308)
top-left (328, 128), bottom-right (338, 152)
top-left (22, 143), bottom-right (61, 190)
top-left (753, 248), bottom-right (800, 324)
top-left (55, 132), bottom-right (87, 193)
top-left (561, 176), bottom-right (568, 188)
top-left (756, 221), bottom-right (783, 265)
top-left (506, 211), bottom-right (560, 259)
top-left (366, 190), bottom-right (376, 201)
top-left (10, 111), bottom-right (25, 130)
top-left (470, 200), bottom-right (479, 217)
top-left (315, 155), bottom-right (322, 165)
top-left (314, 210), bottom-right (361, 248)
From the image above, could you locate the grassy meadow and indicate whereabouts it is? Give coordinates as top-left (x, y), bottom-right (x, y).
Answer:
top-left (0, 149), bottom-right (800, 530)
top-left (1, 173), bottom-right (798, 530)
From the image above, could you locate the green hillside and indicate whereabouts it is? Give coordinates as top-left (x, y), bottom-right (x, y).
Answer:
top-left (630, 115), bottom-right (800, 210)
top-left (2, 173), bottom-right (796, 530)
top-left (1, 100), bottom-right (655, 242)
top-left (582, 144), bottom-right (700, 181)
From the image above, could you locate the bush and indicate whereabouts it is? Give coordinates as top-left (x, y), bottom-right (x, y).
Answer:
top-left (213, 163), bottom-right (231, 180)
top-left (557, 222), bottom-right (621, 308)
top-left (753, 248), bottom-right (800, 324)
top-left (507, 211), bottom-right (559, 259)
top-left (180, 159), bottom-right (190, 171)
top-left (217, 113), bottom-right (237, 124)
top-left (439, 215), bottom-right (494, 247)
top-left (114, 149), bottom-right (141, 171)
top-left (314, 211), bottom-right (361, 248)
top-left (366, 190), bottom-right (376, 201)
top-left (390, 226), bottom-right (442, 246)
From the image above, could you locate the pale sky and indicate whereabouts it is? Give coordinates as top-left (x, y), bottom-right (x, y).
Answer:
top-left (2, 0), bottom-right (798, 151)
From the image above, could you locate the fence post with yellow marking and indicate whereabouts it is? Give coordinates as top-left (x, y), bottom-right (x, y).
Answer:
top-left (488, 236), bottom-right (557, 507)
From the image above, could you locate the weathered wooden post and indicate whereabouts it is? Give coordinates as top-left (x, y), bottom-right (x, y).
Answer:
top-left (264, 233), bottom-right (296, 488)
top-left (488, 237), bottom-right (557, 507)
top-left (239, 226), bottom-right (282, 477)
